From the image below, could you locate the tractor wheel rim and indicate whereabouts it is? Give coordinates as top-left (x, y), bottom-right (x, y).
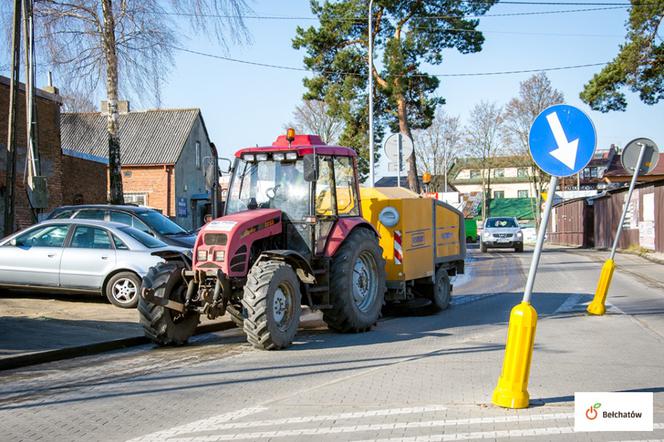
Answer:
top-left (272, 285), bottom-right (293, 330)
top-left (112, 278), bottom-right (137, 303)
top-left (352, 251), bottom-right (377, 312)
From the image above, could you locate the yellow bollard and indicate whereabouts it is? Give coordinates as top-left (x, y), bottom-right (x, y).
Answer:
top-left (492, 302), bottom-right (538, 409)
top-left (587, 259), bottom-right (615, 316)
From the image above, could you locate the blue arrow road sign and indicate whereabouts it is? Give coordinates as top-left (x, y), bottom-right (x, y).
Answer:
top-left (529, 104), bottom-right (597, 177)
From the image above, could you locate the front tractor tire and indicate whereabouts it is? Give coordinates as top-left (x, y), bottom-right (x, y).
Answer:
top-left (243, 260), bottom-right (302, 350)
top-left (138, 262), bottom-right (200, 346)
top-left (323, 228), bottom-right (386, 333)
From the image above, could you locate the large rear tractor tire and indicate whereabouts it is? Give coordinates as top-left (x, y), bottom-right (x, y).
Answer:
top-left (138, 262), bottom-right (200, 346)
top-left (243, 260), bottom-right (302, 350)
top-left (323, 228), bottom-right (386, 333)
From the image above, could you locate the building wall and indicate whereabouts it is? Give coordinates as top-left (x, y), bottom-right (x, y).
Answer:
top-left (62, 155), bottom-right (107, 205)
top-left (454, 182), bottom-right (537, 199)
top-left (593, 182), bottom-right (663, 253)
top-left (0, 78), bottom-right (63, 233)
top-left (455, 166), bottom-right (530, 180)
top-left (120, 165), bottom-right (175, 216)
top-left (174, 115), bottom-right (212, 230)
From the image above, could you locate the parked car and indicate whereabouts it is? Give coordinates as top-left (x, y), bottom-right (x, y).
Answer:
top-left (480, 217), bottom-right (524, 253)
top-left (0, 219), bottom-right (188, 308)
top-left (46, 205), bottom-right (196, 248)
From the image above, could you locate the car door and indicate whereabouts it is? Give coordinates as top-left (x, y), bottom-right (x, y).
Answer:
top-left (0, 224), bottom-right (69, 286)
top-left (59, 225), bottom-right (117, 290)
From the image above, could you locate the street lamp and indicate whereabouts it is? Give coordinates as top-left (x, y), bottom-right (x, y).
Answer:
top-left (368, 0), bottom-right (374, 187)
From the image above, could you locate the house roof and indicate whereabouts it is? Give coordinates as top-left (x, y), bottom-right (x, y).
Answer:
top-left (60, 109), bottom-right (202, 165)
top-left (602, 152), bottom-right (664, 179)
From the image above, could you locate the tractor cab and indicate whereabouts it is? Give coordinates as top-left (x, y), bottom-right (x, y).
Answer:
top-left (225, 132), bottom-right (361, 258)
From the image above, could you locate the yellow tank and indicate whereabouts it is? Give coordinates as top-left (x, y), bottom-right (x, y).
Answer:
top-left (359, 187), bottom-right (465, 285)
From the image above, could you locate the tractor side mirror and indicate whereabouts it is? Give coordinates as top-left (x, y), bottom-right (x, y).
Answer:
top-left (218, 158), bottom-right (232, 174)
top-left (303, 154), bottom-right (319, 182)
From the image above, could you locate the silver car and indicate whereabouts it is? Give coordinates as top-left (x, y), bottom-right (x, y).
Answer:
top-left (480, 216), bottom-right (524, 253)
top-left (0, 219), bottom-right (187, 308)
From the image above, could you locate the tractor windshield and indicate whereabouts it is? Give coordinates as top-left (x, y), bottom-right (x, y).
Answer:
top-left (226, 158), bottom-right (310, 222)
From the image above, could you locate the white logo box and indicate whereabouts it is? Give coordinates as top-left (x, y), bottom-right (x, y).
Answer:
top-left (575, 392), bottom-right (653, 432)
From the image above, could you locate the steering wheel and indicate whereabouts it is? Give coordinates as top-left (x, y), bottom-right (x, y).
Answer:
top-left (265, 184), bottom-right (282, 200)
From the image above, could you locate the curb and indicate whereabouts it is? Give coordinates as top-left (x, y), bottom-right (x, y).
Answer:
top-left (0, 320), bottom-right (236, 372)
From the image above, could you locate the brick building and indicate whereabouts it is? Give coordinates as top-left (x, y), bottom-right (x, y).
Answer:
top-left (61, 107), bottom-right (214, 230)
top-left (0, 76), bottom-right (64, 233)
top-left (61, 149), bottom-right (108, 205)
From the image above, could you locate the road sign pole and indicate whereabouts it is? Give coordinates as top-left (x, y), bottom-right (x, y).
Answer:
top-left (587, 142), bottom-right (647, 316)
top-left (523, 175), bottom-right (558, 304)
top-left (492, 175), bottom-right (557, 409)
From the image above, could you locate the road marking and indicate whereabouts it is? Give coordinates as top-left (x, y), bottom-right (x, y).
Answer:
top-left (196, 405), bottom-right (448, 430)
top-left (359, 423), bottom-right (664, 442)
top-left (165, 412), bottom-right (573, 441)
top-left (358, 425), bottom-right (575, 442)
top-left (126, 407), bottom-right (267, 442)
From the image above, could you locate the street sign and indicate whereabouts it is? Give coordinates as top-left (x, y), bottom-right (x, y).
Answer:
top-left (621, 138), bottom-right (659, 175)
top-left (529, 104), bottom-right (597, 177)
top-left (384, 133), bottom-right (413, 162)
top-left (387, 162), bottom-right (403, 172)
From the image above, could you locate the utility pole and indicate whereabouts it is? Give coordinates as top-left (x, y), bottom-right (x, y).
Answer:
top-left (4, 0), bottom-right (22, 236)
top-left (368, 0), bottom-right (374, 187)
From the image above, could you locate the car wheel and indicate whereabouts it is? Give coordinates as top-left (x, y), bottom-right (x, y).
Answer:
top-left (105, 272), bottom-right (141, 308)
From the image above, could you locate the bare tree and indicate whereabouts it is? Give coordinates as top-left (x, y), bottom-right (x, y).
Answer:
top-left (413, 110), bottom-right (462, 192)
top-left (62, 91), bottom-right (98, 113)
top-left (286, 100), bottom-right (344, 145)
top-left (502, 72), bottom-right (563, 226)
top-left (28, 0), bottom-right (250, 204)
top-left (465, 101), bottom-right (504, 220)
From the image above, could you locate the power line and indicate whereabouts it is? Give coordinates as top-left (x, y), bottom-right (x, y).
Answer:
top-left (173, 46), bottom-right (607, 78)
top-left (158, 5), bottom-right (628, 22)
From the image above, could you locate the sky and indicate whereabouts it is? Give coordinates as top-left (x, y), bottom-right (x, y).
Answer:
top-left (2, 0), bottom-right (663, 181)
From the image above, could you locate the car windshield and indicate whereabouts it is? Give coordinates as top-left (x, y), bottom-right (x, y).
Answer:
top-left (226, 158), bottom-right (309, 222)
top-left (136, 210), bottom-right (187, 235)
top-left (486, 218), bottom-right (518, 228)
top-left (119, 226), bottom-right (167, 248)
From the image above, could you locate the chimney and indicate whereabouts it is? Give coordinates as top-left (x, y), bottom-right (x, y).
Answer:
top-left (101, 100), bottom-right (130, 114)
top-left (42, 71), bottom-right (59, 95)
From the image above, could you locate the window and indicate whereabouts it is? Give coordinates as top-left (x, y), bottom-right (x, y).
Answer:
top-left (494, 190), bottom-right (505, 199)
top-left (124, 193), bottom-right (147, 206)
top-left (195, 141), bottom-right (202, 169)
top-left (494, 169), bottom-right (505, 178)
top-left (70, 226), bottom-right (112, 249)
top-left (110, 211), bottom-right (133, 226)
top-left (334, 156), bottom-right (360, 216)
top-left (315, 156), bottom-right (334, 216)
top-left (469, 169), bottom-right (480, 179)
top-left (517, 190), bottom-right (529, 198)
top-left (119, 226), bottom-right (166, 248)
top-left (136, 210), bottom-right (187, 235)
top-left (485, 217), bottom-right (518, 228)
top-left (13, 225), bottom-right (69, 248)
top-left (74, 209), bottom-right (106, 220)
top-left (590, 167), bottom-right (598, 178)
top-left (517, 168), bottom-right (528, 178)
top-left (112, 234), bottom-right (129, 250)
top-left (52, 210), bottom-right (74, 219)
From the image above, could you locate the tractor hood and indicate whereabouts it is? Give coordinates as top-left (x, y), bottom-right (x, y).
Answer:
top-left (194, 209), bottom-right (282, 277)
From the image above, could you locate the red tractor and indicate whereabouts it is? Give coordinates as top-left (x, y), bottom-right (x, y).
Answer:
top-left (139, 132), bottom-right (387, 349)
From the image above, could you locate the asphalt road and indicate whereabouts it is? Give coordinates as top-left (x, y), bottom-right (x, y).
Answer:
top-left (1, 246), bottom-right (663, 441)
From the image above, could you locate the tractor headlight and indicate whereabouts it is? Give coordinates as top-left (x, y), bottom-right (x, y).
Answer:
top-left (214, 250), bottom-right (225, 262)
top-left (196, 249), bottom-right (208, 261)
top-left (285, 152), bottom-right (298, 160)
top-left (256, 153), bottom-right (268, 161)
top-left (243, 154), bottom-right (255, 162)
top-left (273, 153), bottom-right (285, 161)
